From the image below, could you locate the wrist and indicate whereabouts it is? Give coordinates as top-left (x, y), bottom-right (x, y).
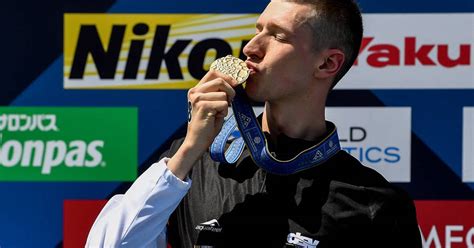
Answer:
top-left (167, 141), bottom-right (204, 180)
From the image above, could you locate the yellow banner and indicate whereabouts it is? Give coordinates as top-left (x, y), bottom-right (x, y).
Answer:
top-left (63, 14), bottom-right (257, 89)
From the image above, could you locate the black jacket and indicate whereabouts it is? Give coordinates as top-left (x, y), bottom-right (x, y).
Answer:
top-left (163, 134), bottom-right (422, 248)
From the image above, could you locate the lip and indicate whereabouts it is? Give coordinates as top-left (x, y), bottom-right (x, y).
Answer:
top-left (245, 61), bottom-right (259, 74)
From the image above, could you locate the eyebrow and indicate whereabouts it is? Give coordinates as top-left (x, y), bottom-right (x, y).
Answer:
top-left (256, 20), bottom-right (293, 35)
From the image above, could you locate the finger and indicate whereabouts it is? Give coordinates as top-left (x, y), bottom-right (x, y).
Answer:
top-left (215, 104), bottom-right (229, 119)
top-left (188, 80), bottom-right (235, 104)
top-left (194, 78), bottom-right (236, 101)
top-left (188, 80), bottom-right (231, 104)
top-left (198, 69), bottom-right (239, 87)
top-left (189, 92), bottom-right (228, 105)
top-left (194, 100), bottom-right (229, 119)
top-left (214, 115), bottom-right (226, 134)
top-left (213, 101), bottom-right (229, 119)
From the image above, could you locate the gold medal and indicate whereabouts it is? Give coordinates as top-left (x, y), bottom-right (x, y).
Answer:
top-left (210, 55), bottom-right (250, 85)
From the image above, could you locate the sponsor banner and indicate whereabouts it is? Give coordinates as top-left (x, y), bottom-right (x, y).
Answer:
top-left (63, 200), bottom-right (107, 248)
top-left (463, 107), bottom-right (474, 183)
top-left (339, 13), bottom-right (474, 89)
top-left (64, 13), bottom-right (473, 89)
top-left (0, 107), bottom-right (137, 181)
top-left (63, 14), bottom-right (255, 89)
top-left (326, 107), bottom-right (411, 182)
top-left (415, 201), bottom-right (474, 248)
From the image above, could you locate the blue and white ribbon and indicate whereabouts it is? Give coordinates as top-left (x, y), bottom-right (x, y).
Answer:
top-left (210, 85), bottom-right (341, 175)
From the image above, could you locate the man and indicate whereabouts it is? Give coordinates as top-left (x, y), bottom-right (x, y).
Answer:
top-left (87, 0), bottom-right (422, 247)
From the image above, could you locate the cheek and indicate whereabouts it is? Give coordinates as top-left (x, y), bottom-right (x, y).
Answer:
top-left (266, 52), bottom-right (298, 78)
top-left (270, 57), bottom-right (312, 85)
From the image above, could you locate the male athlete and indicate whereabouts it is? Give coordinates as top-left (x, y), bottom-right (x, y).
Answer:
top-left (87, 0), bottom-right (422, 247)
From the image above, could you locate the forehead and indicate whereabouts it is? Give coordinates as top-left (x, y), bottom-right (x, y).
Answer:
top-left (258, 1), bottom-right (315, 31)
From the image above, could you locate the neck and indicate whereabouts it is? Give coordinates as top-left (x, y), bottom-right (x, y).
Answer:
top-left (262, 94), bottom-right (327, 142)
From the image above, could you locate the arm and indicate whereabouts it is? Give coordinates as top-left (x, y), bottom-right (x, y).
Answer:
top-left (86, 158), bottom-right (191, 247)
top-left (371, 189), bottom-right (422, 248)
top-left (167, 70), bottom-right (237, 180)
top-left (387, 194), bottom-right (422, 248)
top-left (86, 70), bottom-right (237, 247)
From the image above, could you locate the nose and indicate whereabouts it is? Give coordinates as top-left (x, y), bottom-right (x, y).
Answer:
top-left (243, 33), bottom-right (265, 61)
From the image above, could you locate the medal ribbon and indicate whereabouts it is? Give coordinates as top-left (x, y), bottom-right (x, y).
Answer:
top-left (210, 85), bottom-right (341, 175)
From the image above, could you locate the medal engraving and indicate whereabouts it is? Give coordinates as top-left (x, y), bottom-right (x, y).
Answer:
top-left (210, 55), bottom-right (250, 84)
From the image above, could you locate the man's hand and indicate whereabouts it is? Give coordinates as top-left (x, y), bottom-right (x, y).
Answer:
top-left (167, 70), bottom-right (237, 180)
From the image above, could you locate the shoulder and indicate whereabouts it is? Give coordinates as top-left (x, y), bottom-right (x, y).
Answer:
top-left (319, 150), bottom-right (417, 221)
top-left (319, 152), bottom-right (421, 247)
top-left (322, 150), bottom-right (392, 187)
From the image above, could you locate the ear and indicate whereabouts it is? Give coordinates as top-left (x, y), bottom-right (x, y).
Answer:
top-left (313, 49), bottom-right (345, 80)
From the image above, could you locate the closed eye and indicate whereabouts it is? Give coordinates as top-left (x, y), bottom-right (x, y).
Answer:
top-left (274, 34), bottom-right (289, 43)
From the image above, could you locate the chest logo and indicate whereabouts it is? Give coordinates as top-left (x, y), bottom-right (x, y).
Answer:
top-left (286, 232), bottom-right (319, 248)
top-left (195, 219), bottom-right (223, 233)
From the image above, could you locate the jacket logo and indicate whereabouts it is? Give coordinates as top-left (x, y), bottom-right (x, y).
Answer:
top-left (287, 232), bottom-right (319, 248)
top-left (195, 219), bottom-right (223, 233)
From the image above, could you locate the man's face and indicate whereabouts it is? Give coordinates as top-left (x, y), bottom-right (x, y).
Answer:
top-left (243, 0), bottom-right (320, 103)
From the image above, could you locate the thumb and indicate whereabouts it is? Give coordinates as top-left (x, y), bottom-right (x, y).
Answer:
top-left (214, 116), bottom-right (225, 135)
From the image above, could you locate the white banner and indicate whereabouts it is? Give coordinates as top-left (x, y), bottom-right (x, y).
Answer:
top-left (338, 14), bottom-right (474, 89)
top-left (463, 107), bottom-right (474, 182)
top-left (326, 107), bottom-right (412, 182)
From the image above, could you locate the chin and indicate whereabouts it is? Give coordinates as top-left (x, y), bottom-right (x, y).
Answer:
top-left (244, 76), bottom-right (266, 102)
top-left (244, 85), bottom-right (265, 103)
